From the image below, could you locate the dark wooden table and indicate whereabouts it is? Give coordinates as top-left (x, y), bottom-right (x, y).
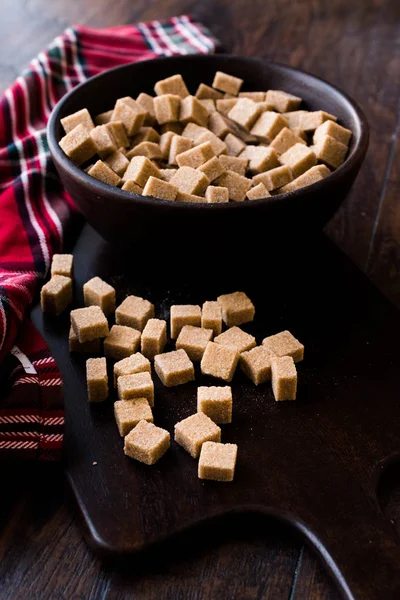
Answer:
top-left (1, 0), bottom-right (400, 598)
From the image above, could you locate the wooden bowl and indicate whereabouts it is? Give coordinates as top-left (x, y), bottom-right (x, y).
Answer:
top-left (47, 55), bottom-right (369, 253)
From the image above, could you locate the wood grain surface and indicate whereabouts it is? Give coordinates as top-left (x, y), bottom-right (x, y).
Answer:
top-left (0, 0), bottom-right (399, 598)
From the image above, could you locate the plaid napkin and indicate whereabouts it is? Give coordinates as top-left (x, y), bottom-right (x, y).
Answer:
top-left (0, 16), bottom-right (218, 460)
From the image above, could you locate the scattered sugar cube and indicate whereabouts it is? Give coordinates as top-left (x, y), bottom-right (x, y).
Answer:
top-left (201, 301), bottom-right (222, 336)
top-left (179, 95), bottom-right (208, 127)
top-left (214, 326), bottom-right (256, 353)
top-left (217, 291), bottom-right (255, 327)
top-left (246, 182), bottom-right (270, 200)
top-left (90, 125), bottom-right (116, 158)
top-left (200, 341), bottom-right (239, 382)
top-left (250, 112), bottom-right (288, 142)
top-left (227, 98), bottom-right (262, 130)
top-left (124, 420), bottom-right (170, 465)
top-left (266, 90), bottom-right (302, 113)
top-left (154, 349), bottom-right (195, 387)
top-left (176, 325), bottom-right (213, 361)
top-left (118, 371), bottom-right (154, 406)
top-left (123, 156), bottom-right (161, 187)
top-left (279, 143), bottom-right (317, 177)
top-left (262, 330), bottom-right (304, 362)
top-left (114, 398), bottom-right (153, 436)
top-left (195, 83), bottom-right (224, 100)
top-left (197, 386), bottom-right (232, 424)
top-left (279, 164), bottom-right (330, 193)
top-left (253, 165), bottom-right (293, 191)
top-left (205, 185), bottom-right (229, 203)
top-left (170, 304), bottom-right (201, 339)
top-left (240, 346), bottom-right (272, 384)
top-left (198, 441), bottom-right (237, 481)
top-left (59, 124), bottom-right (97, 165)
top-left (154, 74), bottom-right (189, 98)
top-left (141, 318), bottom-right (167, 360)
top-left (51, 254), bottom-right (73, 278)
top-left (154, 94), bottom-right (181, 125)
top-left (143, 176), bottom-right (178, 201)
top-left (40, 275), bottom-right (72, 316)
top-left (176, 141), bottom-right (215, 169)
top-left (212, 71), bottom-right (243, 96)
top-left (61, 108), bottom-right (94, 134)
top-left (271, 356), bottom-right (297, 401)
top-left (114, 353), bottom-right (151, 387)
top-left (116, 295), bottom-right (154, 332)
top-left (175, 412), bottom-right (221, 458)
top-left (71, 306), bottom-right (109, 343)
top-left (83, 276), bottom-right (116, 316)
top-left (69, 326), bottom-right (102, 354)
top-left (104, 325), bottom-right (141, 360)
top-left (170, 166), bottom-right (209, 195)
top-left (88, 160), bottom-right (121, 186)
top-left (198, 156), bottom-right (225, 182)
top-left (214, 170), bottom-right (251, 202)
top-left (86, 357), bottom-right (108, 402)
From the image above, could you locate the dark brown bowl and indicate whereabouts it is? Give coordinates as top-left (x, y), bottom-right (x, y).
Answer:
top-left (47, 55), bottom-right (369, 253)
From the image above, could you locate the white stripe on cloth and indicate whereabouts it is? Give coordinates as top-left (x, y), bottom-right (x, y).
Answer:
top-left (138, 22), bottom-right (164, 55)
top-left (0, 441), bottom-right (39, 450)
top-left (172, 16), bottom-right (209, 54)
top-left (181, 16), bottom-right (216, 52)
top-left (64, 28), bottom-right (87, 84)
top-left (154, 21), bottom-right (186, 56)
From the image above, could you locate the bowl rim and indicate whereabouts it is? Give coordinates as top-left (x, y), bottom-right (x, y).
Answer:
top-left (47, 54), bottom-right (369, 211)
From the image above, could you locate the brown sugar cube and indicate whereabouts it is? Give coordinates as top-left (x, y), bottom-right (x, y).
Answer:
top-left (217, 291), bottom-right (255, 327)
top-left (170, 167), bottom-right (209, 196)
top-left (300, 110), bottom-right (337, 132)
top-left (116, 295), bottom-right (154, 332)
top-left (176, 325), bottom-right (213, 361)
top-left (106, 121), bottom-right (130, 148)
top-left (271, 356), bottom-right (297, 401)
top-left (70, 306), bottom-right (108, 343)
top-left (132, 127), bottom-right (160, 145)
top-left (135, 93), bottom-right (157, 124)
top-left (314, 135), bottom-right (348, 169)
top-left (121, 180), bottom-right (143, 194)
top-left (224, 133), bottom-right (246, 157)
top-left (240, 146), bottom-right (279, 174)
top-left (240, 346), bottom-right (272, 385)
top-left (179, 96), bottom-right (208, 127)
top-left (195, 83), bottom-right (224, 100)
top-left (201, 301), bottom-right (222, 336)
top-left (198, 157), bottom-right (225, 182)
top-left (214, 326), bottom-right (256, 354)
top-left (61, 108), bottom-right (94, 134)
top-left (127, 142), bottom-right (163, 161)
top-left (86, 357), bottom-right (108, 402)
top-left (246, 182), bottom-right (270, 200)
top-left (115, 398), bottom-right (153, 436)
top-left (197, 386), bottom-right (232, 424)
top-left (160, 122), bottom-right (184, 135)
top-left (154, 349), bottom-right (195, 387)
top-left (51, 254), bottom-right (73, 278)
top-left (170, 304), bottom-right (201, 339)
top-left (279, 164), bottom-right (331, 193)
top-left (69, 326), bottom-right (102, 354)
top-left (266, 90), bottom-right (302, 113)
top-left (141, 318), bottom-right (167, 360)
top-left (90, 125), bottom-right (116, 158)
top-left (212, 71), bottom-right (243, 96)
top-left (104, 325), bottom-right (141, 360)
top-left (83, 276), bottom-right (115, 316)
top-left (159, 168), bottom-right (176, 182)
top-left (154, 74), bottom-right (189, 99)
top-left (123, 156), bottom-right (161, 187)
top-left (250, 112), bottom-right (288, 143)
top-left (283, 110), bottom-right (308, 129)
top-left (87, 160), bottom-right (121, 187)
top-left (262, 330), bottom-right (304, 362)
top-left (105, 150), bottom-right (129, 177)
top-left (239, 91), bottom-right (265, 102)
top-left (208, 112), bottom-right (231, 138)
top-left (269, 127), bottom-right (307, 155)
top-left (219, 155), bottom-right (248, 176)
top-left (199, 99), bottom-right (216, 115)
top-left (159, 131), bottom-right (177, 159)
top-left (313, 120), bottom-right (352, 146)
top-left (176, 141), bottom-right (214, 169)
top-left (111, 98), bottom-right (145, 136)
top-left (114, 353), bottom-right (151, 387)
top-left (176, 191), bottom-right (205, 203)
top-left (279, 143), bottom-right (317, 177)
top-left (143, 176), bottom-right (178, 201)
top-left (124, 420), bottom-right (170, 464)
top-left (168, 135), bottom-right (192, 165)
top-left (200, 342), bottom-right (239, 382)
top-left (40, 275), bottom-right (72, 315)
top-left (182, 123), bottom-right (209, 142)
top-left (118, 371), bottom-right (154, 406)
top-left (216, 99), bottom-right (238, 116)
top-left (175, 412), bottom-right (221, 458)
top-left (198, 441), bottom-right (237, 481)
top-left (291, 127), bottom-right (307, 141)
top-left (154, 94), bottom-right (181, 125)
top-left (195, 131), bottom-right (227, 157)
top-left (205, 185), bottom-right (229, 204)
top-left (253, 165), bottom-right (294, 191)
top-left (59, 124), bottom-right (97, 165)
top-left (214, 170), bottom-right (251, 202)
top-left (227, 98), bottom-right (262, 130)
top-left (95, 109), bottom-right (113, 126)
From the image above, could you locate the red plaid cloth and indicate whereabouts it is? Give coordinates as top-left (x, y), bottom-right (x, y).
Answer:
top-left (0, 16), bottom-right (218, 460)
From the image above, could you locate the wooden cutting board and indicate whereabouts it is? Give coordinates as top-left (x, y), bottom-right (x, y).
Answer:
top-left (31, 224), bottom-right (400, 600)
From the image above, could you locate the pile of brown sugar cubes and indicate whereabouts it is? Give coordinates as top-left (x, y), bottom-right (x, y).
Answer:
top-left (41, 254), bottom-right (304, 482)
top-left (59, 71), bottom-right (352, 203)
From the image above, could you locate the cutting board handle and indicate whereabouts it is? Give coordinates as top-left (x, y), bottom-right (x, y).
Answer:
top-left (296, 494), bottom-right (400, 599)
